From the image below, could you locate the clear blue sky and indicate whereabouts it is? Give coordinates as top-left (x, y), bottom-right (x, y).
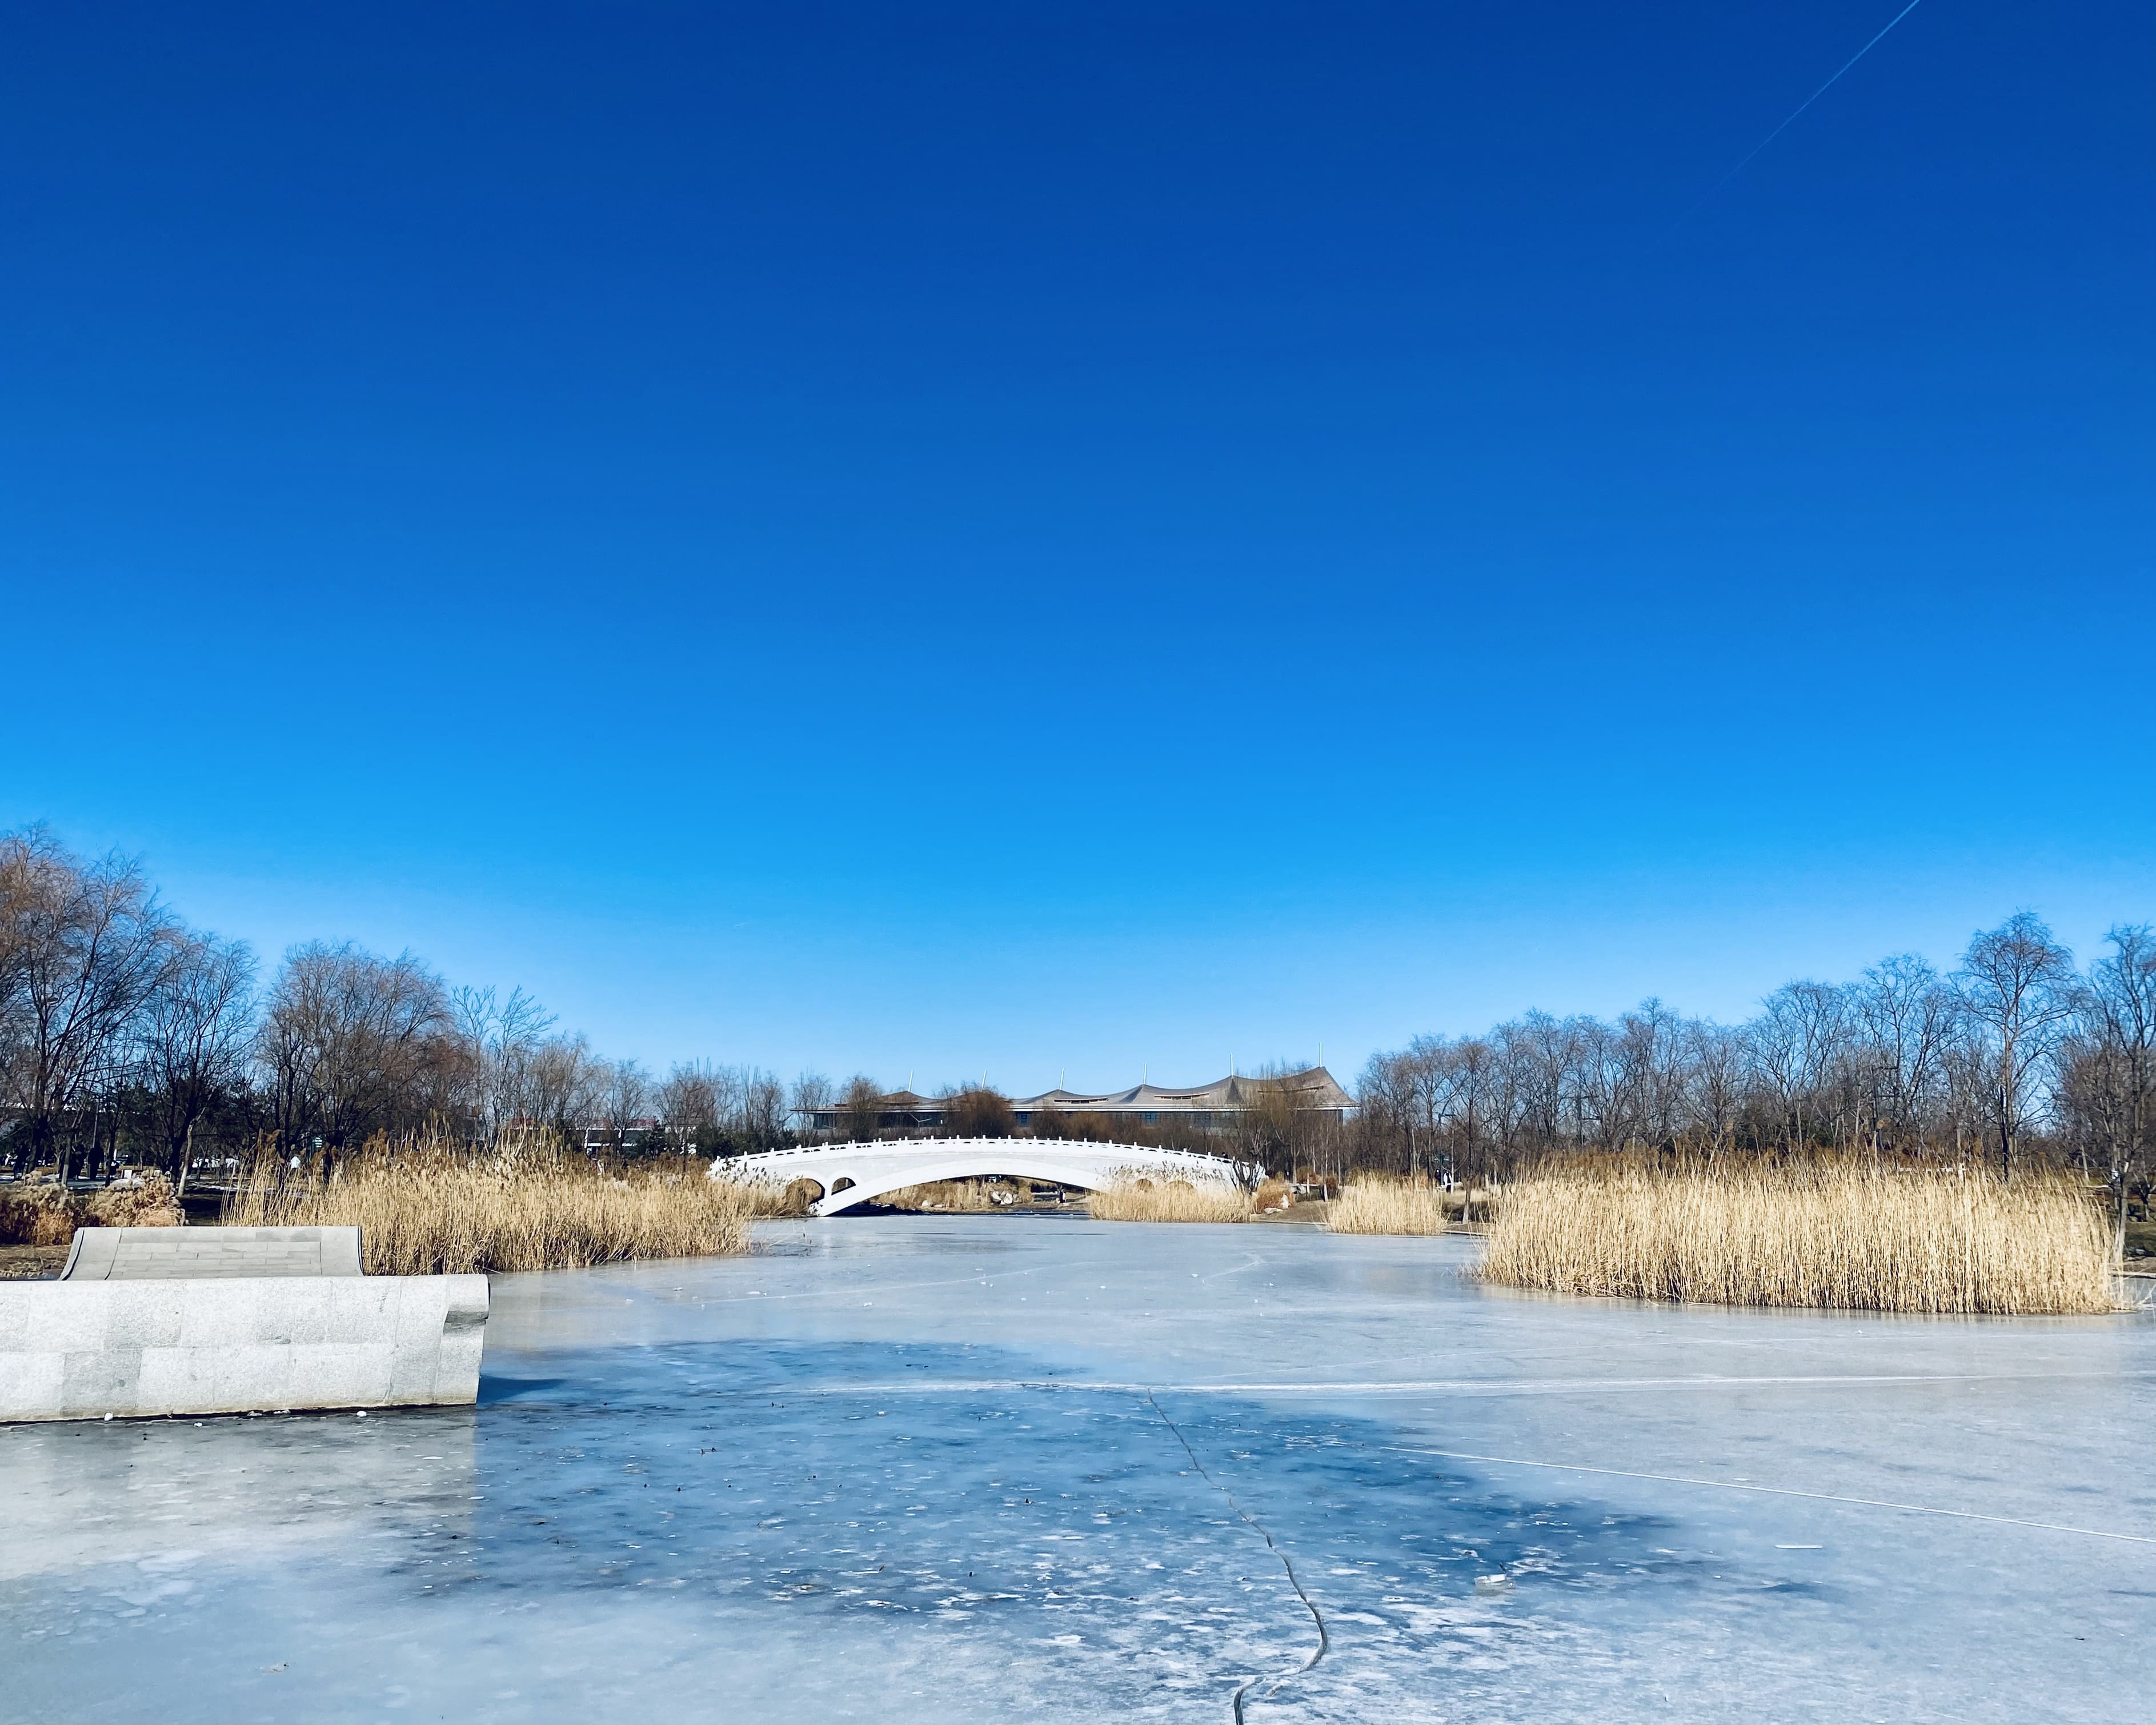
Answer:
top-left (3, 2), bottom-right (2149, 1091)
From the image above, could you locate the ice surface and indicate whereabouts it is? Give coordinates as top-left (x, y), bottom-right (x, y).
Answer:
top-left (5, 1218), bottom-right (2153, 1722)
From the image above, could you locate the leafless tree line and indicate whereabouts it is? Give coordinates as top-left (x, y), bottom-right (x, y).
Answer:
top-left (1355, 912), bottom-right (2156, 1239)
top-left (8, 827), bottom-right (2149, 1229)
top-left (0, 829), bottom-right (806, 1182)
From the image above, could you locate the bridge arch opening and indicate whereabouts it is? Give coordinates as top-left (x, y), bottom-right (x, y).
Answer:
top-left (772, 1176), bottom-right (824, 1216)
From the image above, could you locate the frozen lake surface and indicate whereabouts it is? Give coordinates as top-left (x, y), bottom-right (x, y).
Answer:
top-left (6, 1217), bottom-right (2154, 1723)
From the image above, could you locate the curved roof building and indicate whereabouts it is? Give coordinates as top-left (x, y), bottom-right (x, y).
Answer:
top-left (804, 1067), bottom-right (1352, 1135)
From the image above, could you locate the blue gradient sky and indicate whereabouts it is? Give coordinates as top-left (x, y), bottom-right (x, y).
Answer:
top-left (3, 2), bottom-right (2149, 1090)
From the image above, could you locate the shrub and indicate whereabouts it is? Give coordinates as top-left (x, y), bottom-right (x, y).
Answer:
top-left (0, 1179), bottom-right (83, 1247)
top-left (86, 1170), bottom-right (185, 1228)
top-left (1254, 1176), bottom-right (1295, 1212)
top-left (942, 1088), bottom-right (1016, 1138)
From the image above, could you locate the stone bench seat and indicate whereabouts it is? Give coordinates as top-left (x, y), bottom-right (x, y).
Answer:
top-left (61, 1225), bottom-right (364, 1281)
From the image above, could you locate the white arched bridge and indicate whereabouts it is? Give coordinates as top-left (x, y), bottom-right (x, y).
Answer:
top-left (708, 1137), bottom-right (1258, 1217)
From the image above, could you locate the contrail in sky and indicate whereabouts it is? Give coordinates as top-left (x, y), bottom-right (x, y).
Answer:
top-left (1672, 0), bottom-right (1929, 230)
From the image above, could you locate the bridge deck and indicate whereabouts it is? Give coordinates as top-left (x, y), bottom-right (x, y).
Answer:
top-left (710, 1137), bottom-right (1256, 1216)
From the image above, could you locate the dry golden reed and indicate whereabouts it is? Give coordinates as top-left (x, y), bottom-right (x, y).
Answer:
top-left (1325, 1175), bottom-right (1505, 1235)
top-left (1087, 1175), bottom-right (1251, 1224)
top-left (730, 1176), bottom-right (827, 1218)
top-left (1325, 1175), bottom-right (1454, 1236)
top-left (1478, 1158), bottom-right (2119, 1315)
top-left (227, 1139), bottom-right (752, 1274)
top-left (1253, 1176), bottom-right (1296, 1213)
top-left (0, 1171), bottom-right (187, 1246)
top-left (85, 1171), bottom-right (189, 1230)
top-left (879, 1178), bottom-right (1019, 1212)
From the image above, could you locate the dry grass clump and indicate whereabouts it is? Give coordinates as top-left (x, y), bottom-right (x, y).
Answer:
top-left (0, 1178), bottom-right (87, 1246)
top-left (1253, 1176), bottom-right (1296, 1214)
top-left (87, 1171), bottom-right (187, 1228)
top-left (0, 1171), bottom-right (186, 1244)
top-left (227, 1139), bottom-right (751, 1274)
top-left (1478, 1158), bottom-right (2119, 1315)
top-left (879, 1178), bottom-right (1020, 1212)
top-left (1087, 1175), bottom-right (1251, 1224)
top-left (1327, 1175), bottom-right (1454, 1236)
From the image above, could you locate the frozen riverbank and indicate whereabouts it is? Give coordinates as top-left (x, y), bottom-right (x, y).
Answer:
top-left (5, 1218), bottom-right (2152, 1722)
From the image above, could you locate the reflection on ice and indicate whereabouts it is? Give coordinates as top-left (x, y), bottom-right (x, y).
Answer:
top-left (3, 1218), bottom-right (2151, 1723)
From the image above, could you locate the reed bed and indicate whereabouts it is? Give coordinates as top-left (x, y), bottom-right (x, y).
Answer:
top-left (1478, 1158), bottom-right (2119, 1315)
top-left (878, 1178), bottom-right (1019, 1212)
top-left (1325, 1176), bottom-right (1503, 1235)
top-left (1087, 1176), bottom-right (1251, 1224)
top-left (732, 1176), bottom-right (824, 1218)
top-left (1325, 1175), bottom-right (1455, 1236)
top-left (226, 1142), bottom-right (752, 1274)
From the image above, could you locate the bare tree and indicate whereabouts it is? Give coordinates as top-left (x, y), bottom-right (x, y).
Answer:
top-left (451, 984), bottom-right (558, 1141)
top-left (660, 1060), bottom-right (724, 1152)
top-left (1851, 954), bottom-right (1955, 1151)
top-left (1955, 914), bottom-right (2080, 1179)
top-left (138, 931), bottom-right (257, 1188)
top-left (1222, 1066), bottom-right (1300, 1176)
top-left (942, 1083), bottom-right (1015, 1138)
top-left (1398, 1036), bottom-right (1452, 1179)
top-left (837, 1074), bottom-right (884, 1142)
top-left (1681, 1020), bottom-right (1747, 1154)
top-left (1573, 1018), bottom-right (1637, 1152)
top-left (1445, 1038), bottom-right (1499, 1206)
top-left (602, 1059), bottom-right (652, 1154)
top-left (523, 1033), bottom-right (606, 1146)
top-left (788, 1070), bottom-right (832, 1139)
top-left (1750, 982), bottom-right (1848, 1151)
top-left (1502, 1012), bottom-right (1578, 1154)
top-left (0, 827), bottom-right (176, 1176)
top-left (2063, 925), bottom-right (2156, 1252)
top-left (259, 942), bottom-right (454, 1162)
top-left (1356, 1048), bottom-right (1417, 1174)
top-left (742, 1070), bottom-right (788, 1149)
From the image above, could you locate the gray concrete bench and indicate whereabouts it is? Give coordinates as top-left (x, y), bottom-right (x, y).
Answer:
top-left (61, 1225), bottom-right (363, 1280)
top-left (2, 1224), bottom-right (486, 1424)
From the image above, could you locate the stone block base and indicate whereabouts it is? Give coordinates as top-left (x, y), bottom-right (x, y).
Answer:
top-left (0, 1275), bottom-right (487, 1422)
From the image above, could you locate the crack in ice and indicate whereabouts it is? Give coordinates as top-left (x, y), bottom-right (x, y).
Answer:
top-left (1146, 1391), bottom-right (1327, 1723)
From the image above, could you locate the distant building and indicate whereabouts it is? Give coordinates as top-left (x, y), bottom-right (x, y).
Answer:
top-left (579, 1116), bottom-right (663, 1152)
top-left (804, 1091), bottom-right (946, 1136)
top-left (803, 1068), bottom-right (1352, 1135)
